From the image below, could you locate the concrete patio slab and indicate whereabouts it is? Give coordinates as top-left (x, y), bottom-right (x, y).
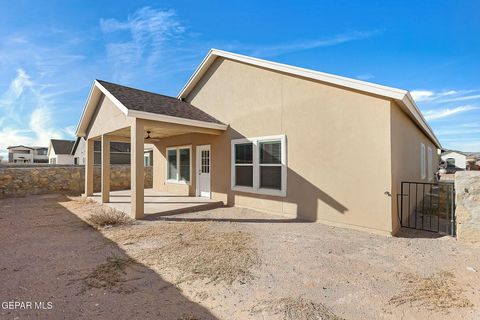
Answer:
top-left (89, 188), bottom-right (223, 218)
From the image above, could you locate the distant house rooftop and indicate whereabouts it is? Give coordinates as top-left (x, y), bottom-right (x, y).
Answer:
top-left (50, 139), bottom-right (76, 155)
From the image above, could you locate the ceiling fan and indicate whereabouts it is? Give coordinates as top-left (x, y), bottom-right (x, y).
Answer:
top-left (145, 131), bottom-right (152, 140)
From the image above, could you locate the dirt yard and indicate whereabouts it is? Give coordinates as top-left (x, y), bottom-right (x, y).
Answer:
top-left (1, 194), bottom-right (480, 319)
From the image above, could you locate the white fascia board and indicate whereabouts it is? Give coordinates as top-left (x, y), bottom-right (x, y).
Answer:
top-left (94, 80), bottom-right (129, 115)
top-left (74, 81), bottom-right (97, 137)
top-left (178, 48), bottom-right (409, 100)
top-left (127, 109), bottom-right (228, 131)
top-left (75, 80), bottom-right (130, 138)
top-left (401, 93), bottom-right (442, 148)
top-left (178, 48), bottom-right (441, 149)
top-left (177, 49), bottom-right (217, 99)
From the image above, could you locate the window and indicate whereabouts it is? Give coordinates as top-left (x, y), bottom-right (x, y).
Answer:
top-left (427, 147), bottom-right (433, 181)
top-left (166, 146), bottom-right (191, 184)
top-left (231, 135), bottom-right (286, 197)
top-left (234, 143), bottom-right (253, 187)
top-left (201, 150), bottom-right (210, 173)
top-left (144, 152), bottom-right (151, 167)
top-left (420, 143), bottom-right (426, 180)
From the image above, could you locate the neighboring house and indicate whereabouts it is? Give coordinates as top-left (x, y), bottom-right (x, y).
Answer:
top-left (75, 49), bottom-right (441, 236)
top-left (440, 150), bottom-right (480, 171)
top-left (71, 137), bottom-right (153, 166)
top-left (48, 139), bottom-right (75, 164)
top-left (7, 145), bottom-right (48, 163)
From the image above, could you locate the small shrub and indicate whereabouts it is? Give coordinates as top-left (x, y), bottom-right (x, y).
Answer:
top-left (87, 206), bottom-right (131, 228)
top-left (389, 271), bottom-right (473, 310)
top-left (251, 297), bottom-right (344, 320)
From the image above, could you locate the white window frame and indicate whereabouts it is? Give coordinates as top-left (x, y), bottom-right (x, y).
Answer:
top-left (420, 143), bottom-right (426, 180)
top-left (231, 134), bottom-right (287, 197)
top-left (427, 146), bottom-right (433, 182)
top-left (166, 145), bottom-right (192, 185)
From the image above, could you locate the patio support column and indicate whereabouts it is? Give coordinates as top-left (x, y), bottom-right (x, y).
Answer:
top-left (131, 119), bottom-right (144, 219)
top-left (101, 134), bottom-right (110, 203)
top-left (85, 138), bottom-right (94, 196)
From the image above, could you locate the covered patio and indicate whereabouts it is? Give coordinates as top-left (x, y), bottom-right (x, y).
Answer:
top-left (89, 188), bottom-right (223, 218)
top-left (75, 80), bottom-right (228, 219)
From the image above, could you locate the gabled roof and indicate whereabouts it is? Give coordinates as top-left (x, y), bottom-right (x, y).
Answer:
top-left (71, 137), bottom-right (80, 155)
top-left (7, 145), bottom-right (34, 150)
top-left (178, 49), bottom-right (441, 148)
top-left (75, 80), bottom-right (227, 137)
top-left (50, 139), bottom-right (75, 155)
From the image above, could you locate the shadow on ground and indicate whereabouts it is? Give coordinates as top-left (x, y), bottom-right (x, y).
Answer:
top-left (0, 194), bottom-right (217, 319)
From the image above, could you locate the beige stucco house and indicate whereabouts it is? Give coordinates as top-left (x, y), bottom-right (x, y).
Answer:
top-left (75, 49), bottom-right (441, 236)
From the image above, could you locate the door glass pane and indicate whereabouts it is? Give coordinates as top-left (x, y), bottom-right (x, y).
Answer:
top-left (201, 150), bottom-right (210, 173)
top-left (235, 143), bottom-right (253, 164)
top-left (179, 148), bottom-right (190, 182)
top-left (167, 149), bottom-right (177, 180)
top-left (260, 166), bottom-right (281, 190)
top-left (235, 166), bottom-right (253, 187)
top-left (260, 141), bottom-right (281, 164)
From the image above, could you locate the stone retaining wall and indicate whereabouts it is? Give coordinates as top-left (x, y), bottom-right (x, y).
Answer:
top-left (0, 165), bottom-right (152, 198)
top-left (455, 171), bottom-right (480, 243)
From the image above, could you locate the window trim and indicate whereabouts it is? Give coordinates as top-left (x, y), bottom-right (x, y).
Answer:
top-left (166, 145), bottom-right (192, 185)
top-left (231, 135), bottom-right (287, 197)
top-left (427, 146), bottom-right (433, 182)
top-left (420, 143), bottom-right (426, 180)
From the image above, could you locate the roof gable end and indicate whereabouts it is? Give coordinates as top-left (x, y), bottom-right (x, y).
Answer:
top-left (178, 49), bottom-right (441, 148)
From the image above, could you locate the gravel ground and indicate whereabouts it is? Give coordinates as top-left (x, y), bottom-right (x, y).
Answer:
top-left (1, 194), bottom-right (480, 320)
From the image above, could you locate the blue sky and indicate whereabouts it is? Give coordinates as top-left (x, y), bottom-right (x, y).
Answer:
top-left (0, 1), bottom-right (479, 158)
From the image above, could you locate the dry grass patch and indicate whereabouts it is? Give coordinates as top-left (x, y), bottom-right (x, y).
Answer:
top-left (177, 314), bottom-right (202, 320)
top-left (132, 222), bottom-right (259, 285)
top-left (389, 271), bottom-right (473, 311)
top-left (80, 255), bottom-right (136, 292)
top-left (87, 206), bottom-right (132, 229)
top-left (251, 297), bottom-right (344, 320)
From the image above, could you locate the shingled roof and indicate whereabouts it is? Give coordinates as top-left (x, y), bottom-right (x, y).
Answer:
top-left (96, 80), bottom-right (224, 125)
top-left (50, 139), bottom-right (75, 155)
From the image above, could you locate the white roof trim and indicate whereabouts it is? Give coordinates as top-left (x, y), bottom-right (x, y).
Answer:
top-left (74, 81), bottom-right (97, 137)
top-left (127, 109), bottom-right (228, 131)
top-left (94, 80), bottom-right (129, 115)
top-left (178, 49), bottom-right (441, 148)
top-left (75, 80), bottom-right (227, 137)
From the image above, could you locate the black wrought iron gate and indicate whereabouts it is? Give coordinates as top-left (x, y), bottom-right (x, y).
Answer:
top-left (397, 181), bottom-right (456, 236)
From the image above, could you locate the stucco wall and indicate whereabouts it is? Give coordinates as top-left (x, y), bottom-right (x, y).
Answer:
top-left (50, 154), bottom-right (75, 165)
top-left (455, 171), bottom-right (480, 243)
top-left (0, 165), bottom-right (152, 198)
top-left (168, 57), bottom-right (396, 234)
top-left (87, 95), bottom-right (132, 140)
top-left (390, 101), bottom-right (439, 233)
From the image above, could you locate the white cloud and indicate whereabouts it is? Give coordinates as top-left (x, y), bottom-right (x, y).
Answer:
top-left (100, 7), bottom-right (185, 82)
top-left (0, 68), bottom-right (32, 106)
top-left (248, 30), bottom-right (381, 57)
top-left (438, 94), bottom-right (480, 103)
top-left (411, 90), bottom-right (435, 102)
top-left (63, 125), bottom-right (77, 138)
top-left (29, 106), bottom-right (63, 146)
top-left (0, 70), bottom-right (65, 158)
top-left (451, 141), bottom-right (480, 152)
top-left (411, 89), bottom-right (480, 103)
top-left (423, 105), bottom-right (478, 121)
top-left (355, 73), bottom-right (375, 81)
